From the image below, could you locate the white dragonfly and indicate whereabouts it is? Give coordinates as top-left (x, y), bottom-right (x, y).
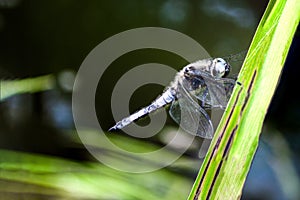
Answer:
top-left (109, 53), bottom-right (244, 139)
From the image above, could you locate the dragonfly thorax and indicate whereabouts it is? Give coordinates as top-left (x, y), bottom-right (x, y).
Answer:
top-left (182, 57), bottom-right (230, 80)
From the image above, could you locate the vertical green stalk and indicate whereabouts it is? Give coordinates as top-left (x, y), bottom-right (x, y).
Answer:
top-left (188, 0), bottom-right (300, 199)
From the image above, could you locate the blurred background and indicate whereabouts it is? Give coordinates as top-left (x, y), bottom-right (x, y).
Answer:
top-left (0, 0), bottom-right (299, 199)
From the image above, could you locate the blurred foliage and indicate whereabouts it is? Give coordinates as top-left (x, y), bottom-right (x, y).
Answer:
top-left (0, 75), bottom-right (55, 101)
top-left (0, 148), bottom-right (193, 199)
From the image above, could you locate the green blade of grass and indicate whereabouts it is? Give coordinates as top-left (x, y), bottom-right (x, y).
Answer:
top-left (188, 0), bottom-right (300, 199)
top-left (0, 74), bottom-right (55, 101)
top-left (0, 147), bottom-right (193, 200)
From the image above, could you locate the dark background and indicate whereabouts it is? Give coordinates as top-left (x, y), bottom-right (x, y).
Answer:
top-left (0, 0), bottom-right (299, 199)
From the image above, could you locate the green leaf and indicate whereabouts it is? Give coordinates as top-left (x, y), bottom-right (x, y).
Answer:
top-left (0, 148), bottom-right (192, 200)
top-left (0, 75), bottom-right (55, 101)
top-left (188, 0), bottom-right (300, 199)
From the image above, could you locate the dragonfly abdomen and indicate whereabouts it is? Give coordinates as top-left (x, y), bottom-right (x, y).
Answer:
top-left (109, 88), bottom-right (175, 131)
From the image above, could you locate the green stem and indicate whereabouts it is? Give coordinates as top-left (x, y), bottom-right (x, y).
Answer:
top-left (188, 0), bottom-right (300, 199)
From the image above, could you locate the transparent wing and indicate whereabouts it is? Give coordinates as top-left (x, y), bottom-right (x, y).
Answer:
top-left (222, 50), bottom-right (247, 62)
top-left (169, 80), bottom-right (214, 139)
top-left (188, 72), bottom-right (235, 109)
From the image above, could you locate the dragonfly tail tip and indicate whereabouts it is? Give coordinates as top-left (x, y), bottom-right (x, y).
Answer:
top-left (108, 126), bottom-right (116, 132)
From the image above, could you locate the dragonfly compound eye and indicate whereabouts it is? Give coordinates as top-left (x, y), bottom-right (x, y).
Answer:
top-left (213, 58), bottom-right (229, 78)
top-left (223, 63), bottom-right (230, 77)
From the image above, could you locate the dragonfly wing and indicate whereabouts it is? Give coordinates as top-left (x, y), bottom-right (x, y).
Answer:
top-left (204, 78), bottom-right (235, 108)
top-left (169, 80), bottom-right (214, 139)
top-left (189, 73), bottom-right (235, 109)
top-left (223, 50), bottom-right (247, 63)
top-left (168, 101), bottom-right (181, 124)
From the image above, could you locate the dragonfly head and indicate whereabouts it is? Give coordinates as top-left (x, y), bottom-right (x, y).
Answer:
top-left (213, 58), bottom-right (230, 78)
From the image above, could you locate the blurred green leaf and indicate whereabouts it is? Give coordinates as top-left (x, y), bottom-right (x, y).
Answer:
top-left (0, 75), bottom-right (55, 101)
top-left (0, 148), bottom-right (193, 200)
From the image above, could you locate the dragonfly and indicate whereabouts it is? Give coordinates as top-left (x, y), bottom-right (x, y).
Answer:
top-left (109, 54), bottom-right (244, 139)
